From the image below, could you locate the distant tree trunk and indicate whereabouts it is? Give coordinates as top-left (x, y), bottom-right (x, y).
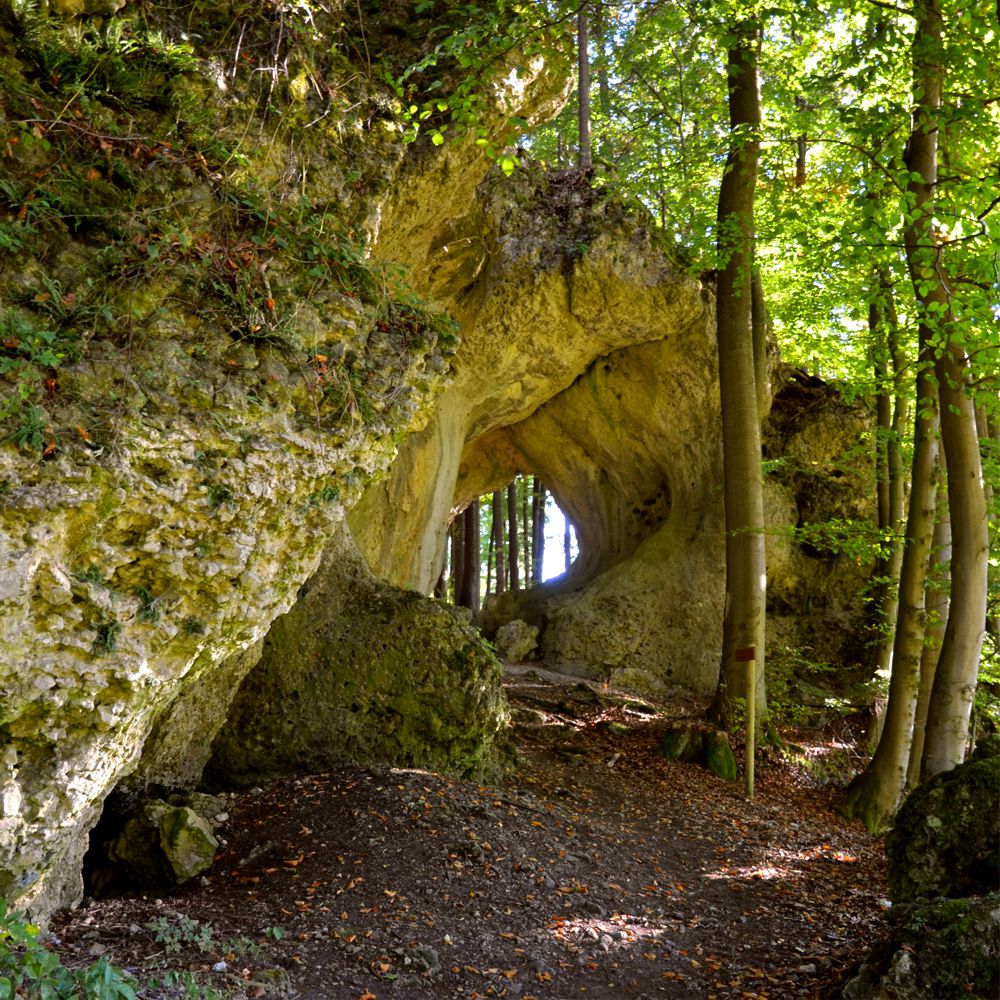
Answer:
top-left (458, 501), bottom-right (480, 612)
top-left (906, 0), bottom-right (989, 782)
top-left (577, 4), bottom-right (592, 169)
top-left (564, 516), bottom-right (572, 573)
top-left (507, 482), bottom-right (520, 592)
top-left (451, 516), bottom-right (464, 605)
top-left (707, 16), bottom-right (767, 730)
top-left (532, 478), bottom-right (546, 584)
top-left (492, 490), bottom-right (506, 594)
top-left (908, 507), bottom-right (951, 789)
top-left (485, 515), bottom-right (495, 596)
top-left (521, 478), bottom-right (531, 585)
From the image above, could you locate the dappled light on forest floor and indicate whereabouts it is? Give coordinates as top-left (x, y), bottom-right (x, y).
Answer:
top-left (52, 668), bottom-right (887, 999)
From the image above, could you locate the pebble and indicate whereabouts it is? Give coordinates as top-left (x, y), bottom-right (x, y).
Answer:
top-left (797, 963), bottom-right (816, 974)
top-left (212, 961), bottom-right (227, 973)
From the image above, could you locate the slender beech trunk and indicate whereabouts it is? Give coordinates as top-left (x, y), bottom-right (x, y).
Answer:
top-left (869, 275), bottom-right (909, 685)
top-left (492, 490), bottom-right (506, 595)
top-left (458, 501), bottom-right (480, 612)
top-left (908, 507), bottom-right (951, 789)
top-left (844, 355), bottom-right (939, 830)
top-left (532, 479), bottom-right (546, 584)
top-left (907, 0), bottom-right (989, 781)
top-left (707, 17), bottom-right (767, 729)
top-left (750, 267), bottom-right (770, 421)
top-left (521, 479), bottom-right (531, 586)
top-left (564, 517), bottom-right (572, 573)
top-left (577, 4), bottom-right (592, 169)
top-left (451, 517), bottom-right (464, 605)
top-left (507, 482), bottom-right (520, 592)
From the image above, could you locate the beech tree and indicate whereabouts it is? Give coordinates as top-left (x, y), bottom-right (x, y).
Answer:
top-left (707, 11), bottom-right (767, 729)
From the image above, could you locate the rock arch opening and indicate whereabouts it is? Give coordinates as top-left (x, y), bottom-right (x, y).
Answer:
top-left (436, 476), bottom-right (581, 612)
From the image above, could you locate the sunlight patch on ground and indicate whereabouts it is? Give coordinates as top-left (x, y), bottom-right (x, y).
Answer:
top-left (548, 912), bottom-right (668, 951)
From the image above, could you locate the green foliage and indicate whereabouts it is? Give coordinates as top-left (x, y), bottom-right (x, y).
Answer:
top-left (91, 618), bottom-right (121, 656)
top-left (0, 900), bottom-right (137, 999)
top-left (146, 914), bottom-right (216, 956)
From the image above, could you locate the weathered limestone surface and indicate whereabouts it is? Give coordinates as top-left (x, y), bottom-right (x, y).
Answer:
top-left (0, 2), bottom-right (565, 917)
top-left (209, 520), bottom-right (510, 784)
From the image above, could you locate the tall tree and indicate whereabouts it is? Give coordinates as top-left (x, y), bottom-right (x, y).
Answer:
top-left (531, 478), bottom-right (546, 584)
top-left (905, 0), bottom-right (989, 781)
top-left (577, 2), bottom-right (592, 169)
top-left (492, 489), bottom-right (506, 594)
top-left (507, 481), bottom-right (521, 592)
top-left (707, 12), bottom-right (767, 728)
top-left (458, 501), bottom-right (481, 612)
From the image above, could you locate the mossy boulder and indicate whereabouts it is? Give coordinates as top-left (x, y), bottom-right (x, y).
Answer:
top-left (885, 751), bottom-right (1000, 903)
top-left (658, 721), bottom-right (737, 780)
top-left (108, 800), bottom-right (217, 888)
top-left (843, 893), bottom-right (1000, 1000)
top-left (209, 527), bottom-right (510, 784)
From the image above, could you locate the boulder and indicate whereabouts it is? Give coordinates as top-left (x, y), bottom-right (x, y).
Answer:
top-left (843, 894), bottom-right (1000, 1000)
top-left (885, 750), bottom-right (1000, 903)
top-left (494, 620), bottom-right (539, 662)
top-left (108, 800), bottom-right (217, 888)
top-left (208, 526), bottom-right (510, 785)
top-left (658, 721), bottom-right (737, 781)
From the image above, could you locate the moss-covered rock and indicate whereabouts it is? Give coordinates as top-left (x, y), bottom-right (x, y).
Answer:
top-left (107, 800), bottom-right (217, 888)
top-left (658, 721), bottom-right (736, 780)
top-left (885, 753), bottom-right (1000, 903)
top-left (208, 526), bottom-right (510, 784)
top-left (843, 893), bottom-right (1000, 1000)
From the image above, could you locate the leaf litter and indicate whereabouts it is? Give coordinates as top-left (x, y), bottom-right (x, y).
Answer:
top-left (53, 668), bottom-right (887, 998)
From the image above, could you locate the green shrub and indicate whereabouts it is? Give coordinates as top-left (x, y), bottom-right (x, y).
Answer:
top-left (0, 900), bottom-right (136, 999)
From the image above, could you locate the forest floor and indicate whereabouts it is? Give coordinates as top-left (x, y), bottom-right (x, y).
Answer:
top-left (53, 666), bottom-right (888, 1000)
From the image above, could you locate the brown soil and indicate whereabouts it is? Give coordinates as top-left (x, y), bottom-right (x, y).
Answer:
top-left (52, 669), bottom-right (887, 999)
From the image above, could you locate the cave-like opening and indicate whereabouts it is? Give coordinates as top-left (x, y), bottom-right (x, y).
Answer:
top-left (436, 474), bottom-right (579, 612)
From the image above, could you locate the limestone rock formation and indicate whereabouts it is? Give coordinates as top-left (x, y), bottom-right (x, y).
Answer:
top-left (494, 620), bottom-right (539, 663)
top-left (208, 522), bottom-right (510, 784)
top-left (0, 0), bottom-right (564, 917)
top-left (107, 800), bottom-right (218, 889)
top-left (885, 746), bottom-right (1000, 903)
top-left (844, 743), bottom-right (1000, 999)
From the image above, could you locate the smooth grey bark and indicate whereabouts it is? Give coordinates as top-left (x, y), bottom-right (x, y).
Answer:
top-left (908, 506), bottom-right (951, 789)
top-left (908, 0), bottom-right (989, 781)
top-left (577, 5), bottom-right (592, 169)
top-left (707, 18), bottom-right (767, 728)
top-left (507, 482), bottom-right (520, 593)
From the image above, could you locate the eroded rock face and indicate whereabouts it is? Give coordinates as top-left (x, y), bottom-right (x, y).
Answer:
top-left (0, 1), bottom-right (565, 917)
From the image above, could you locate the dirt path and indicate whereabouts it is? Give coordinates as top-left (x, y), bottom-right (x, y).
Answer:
top-left (54, 670), bottom-right (887, 999)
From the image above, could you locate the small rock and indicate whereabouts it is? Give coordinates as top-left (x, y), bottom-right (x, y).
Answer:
top-left (797, 963), bottom-right (817, 974)
top-left (212, 960), bottom-right (227, 973)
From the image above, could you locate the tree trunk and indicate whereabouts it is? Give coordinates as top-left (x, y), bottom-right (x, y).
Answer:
top-left (577, 4), bottom-right (592, 169)
top-left (531, 478), bottom-right (546, 584)
top-left (908, 506), bottom-right (951, 789)
top-left (451, 516), bottom-right (463, 605)
top-left (492, 490), bottom-right (506, 595)
top-left (843, 355), bottom-right (940, 831)
top-left (507, 482), bottom-right (520, 592)
top-left (521, 478), bottom-right (531, 586)
top-left (564, 516), bottom-right (572, 573)
top-left (458, 501), bottom-right (480, 612)
top-left (903, 0), bottom-right (989, 781)
top-left (707, 17), bottom-right (767, 729)
top-left (869, 275), bottom-right (909, 684)
top-left (750, 266), bottom-right (770, 420)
